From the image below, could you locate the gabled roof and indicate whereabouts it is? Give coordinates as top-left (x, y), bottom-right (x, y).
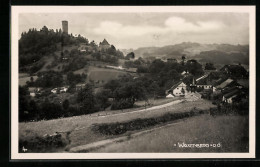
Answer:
top-left (221, 86), bottom-right (237, 93)
top-left (223, 89), bottom-right (240, 98)
top-left (169, 81), bottom-right (186, 90)
top-left (237, 79), bottom-right (249, 89)
top-left (220, 65), bottom-right (247, 74)
top-left (196, 79), bottom-right (215, 85)
top-left (181, 71), bottom-right (189, 75)
top-left (100, 39), bottom-right (110, 45)
top-left (216, 79), bottom-right (234, 89)
top-left (196, 73), bottom-right (209, 82)
top-left (28, 87), bottom-right (42, 92)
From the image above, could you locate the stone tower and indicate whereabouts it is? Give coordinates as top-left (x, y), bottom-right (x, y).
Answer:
top-left (62, 20), bottom-right (68, 34)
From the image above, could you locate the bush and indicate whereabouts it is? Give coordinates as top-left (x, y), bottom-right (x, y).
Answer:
top-left (19, 133), bottom-right (68, 153)
top-left (92, 109), bottom-right (206, 136)
top-left (111, 99), bottom-right (134, 110)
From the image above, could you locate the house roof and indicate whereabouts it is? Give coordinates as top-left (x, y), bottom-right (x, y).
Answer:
top-left (220, 65), bottom-right (247, 74)
top-left (169, 81), bottom-right (185, 90)
top-left (221, 86), bottom-right (238, 94)
top-left (195, 74), bottom-right (209, 82)
top-left (196, 79), bottom-right (215, 85)
top-left (237, 79), bottom-right (249, 89)
top-left (28, 87), bottom-right (42, 92)
top-left (216, 79), bottom-right (234, 89)
top-left (76, 83), bottom-right (86, 87)
top-left (166, 93), bottom-right (175, 97)
top-left (223, 89), bottom-right (240, 98)
top-left (100, 39), bottom-right (110, 45)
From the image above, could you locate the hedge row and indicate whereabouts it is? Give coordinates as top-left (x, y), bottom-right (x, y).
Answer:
top-left (92, 109), bottom-right (206, 136)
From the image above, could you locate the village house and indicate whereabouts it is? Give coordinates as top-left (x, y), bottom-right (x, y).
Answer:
top-left (216, 78), bottom-right (239, 91)
top-left (181, 70), bottom-right (189, 76)
top-left (194, 73), bottom-right (217, 92)
top-left (166, 81), bottom-right (188, 97)
top-left (222, 89), bottom-right (241, 104)
top-left (237, 79), bottom-right (249, 89)
top-left (51, 88), bottom-right (58, 94)
top-left (75, 83), bottom-right (86, 91)
top-left (51, 86), bottom-right (69, 94)
top-left (220, 64), bottom-right (248, 78)
top-left (78, 43), bottom-right (96, 53)
top-left (78, 44), bottom-right (87, 53)
top-left (28, 87), bottom-right (42, 97)
top-left (196, 79), bottom-right (216, 92)
top-left (60, 86), bottom-right (69, 93)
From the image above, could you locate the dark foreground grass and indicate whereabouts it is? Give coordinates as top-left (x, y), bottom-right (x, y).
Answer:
top-left (92, 108), bottom-right (208, 136)
top-left (19, 132), bottom-right (70, 153)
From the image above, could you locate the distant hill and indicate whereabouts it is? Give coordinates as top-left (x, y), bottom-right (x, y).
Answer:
top-left (194, 50), bottom-right (249, 65)
top-left (134, 42), bottom-right (249, 65)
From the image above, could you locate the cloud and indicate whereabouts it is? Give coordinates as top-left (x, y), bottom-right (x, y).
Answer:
top-left (93, 21), bottom-right (164, 37)
top-left (93, 16), bottom-right (225, 37)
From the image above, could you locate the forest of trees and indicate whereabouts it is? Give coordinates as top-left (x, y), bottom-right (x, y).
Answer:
top-left (19, 26), bottom-right (88, 72)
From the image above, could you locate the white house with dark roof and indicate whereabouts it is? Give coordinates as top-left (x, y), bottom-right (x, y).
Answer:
top-left (28, 87), bottom-right (42, 97)
top-left (166, 81), bottom-right (188, 97)
top-left (216, 78), bottom-right (240, 91)
top-left (181, 70), bottom-right (189, 76)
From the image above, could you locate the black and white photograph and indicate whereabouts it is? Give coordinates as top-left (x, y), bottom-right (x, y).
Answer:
top-left (11, 6), bottom-right (256, 159)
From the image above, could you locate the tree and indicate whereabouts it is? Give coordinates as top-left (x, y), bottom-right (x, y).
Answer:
top-left (19, 86), bottom-right (29, 122)
top-left (149, 59), bottom-right (165, 73)
top-left (148, 81), bottom-right (160, 99)
top-left (181, 54), bottom-right (186, 65)
top-left (104, 79), bottom-right (121, 92)
top-left (185, 59), bottom-right (204, 76)
top-left (95, 89), bottom-right (112, 110)
top-left (205, 63), bottom-right (216, 70)
top-left (34, 71), bottom-right (63, 88)
top-left (77, 84), bottom-right (96, 113)
top-left (30, 76), bottom-right (34, 82)
top-left (126, 52), bottom-right (135, 60)
top-left (62, 99), bottom-right (70, 110)
top-left (114, 81), bottom-right (147, 106)
top-left (137, 66), bottom-right (149, 73)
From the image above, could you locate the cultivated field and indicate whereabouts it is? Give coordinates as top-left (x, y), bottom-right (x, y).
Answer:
top-left (19, 74), bottom-right (38, 86)
top-left (74, 65), bottom-right (130, 84)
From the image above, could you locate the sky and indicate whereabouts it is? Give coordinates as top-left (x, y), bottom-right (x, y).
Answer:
top-left (19, 13), bottom-right (249, 49)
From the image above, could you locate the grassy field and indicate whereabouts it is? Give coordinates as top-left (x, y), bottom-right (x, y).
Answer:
top-left (135, 97), bottom-right (182, 107)
top-left (19, 99), bottom-right (216, 152)
top-left (19, 74), bottom-right (38, 86)
top-left (74, 65), bottom-right (129, 84)
top-left (94, 114), bottom-right (249, 153)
